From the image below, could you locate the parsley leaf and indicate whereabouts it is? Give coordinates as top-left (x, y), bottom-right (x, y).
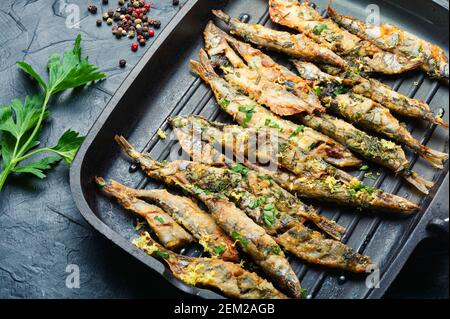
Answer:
top-left (47, 130), bottom-right (85, 165)
top-left (12, 156), bottom-right (61, 179)
top-left (231, 163), bottom-right (248, 176)
top-left (0, 35), bottom-right (105, 191)
top-left (313, 24), bottom-right (328, 35)
top-left (289, 125), bottom-right (305, 138)
top-left (213, 245), bottom-right (226, 255)
top-left (231, 230), bottom-right (249, 247)
top-left (155, 251), bottom-right (170, 259)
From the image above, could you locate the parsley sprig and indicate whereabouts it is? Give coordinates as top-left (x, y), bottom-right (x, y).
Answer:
top-left (0, 35), bottom-right (106, 191)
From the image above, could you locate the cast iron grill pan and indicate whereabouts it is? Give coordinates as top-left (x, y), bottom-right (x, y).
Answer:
top-left (70, 0), bottom-right (449, 299)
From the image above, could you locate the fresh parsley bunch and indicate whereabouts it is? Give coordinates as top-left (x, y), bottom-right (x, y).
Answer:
top-left (0, 35), bottom-right (106, 191)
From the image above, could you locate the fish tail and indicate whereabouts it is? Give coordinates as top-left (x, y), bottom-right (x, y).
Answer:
top-left (316, 218), bottom-right (345, 241)
top-left (402, 170), bottom-right (434, 195)
top-left (431, 116), bottom-right (449, 128)
top-left (115, 135), bottom-right (161, 170)
top-left (189, 50), bottom-right (218, 84)
top-left (416, 144), bottom-right (448, 169)
top-left (212, 9), bottom-right (231, 25)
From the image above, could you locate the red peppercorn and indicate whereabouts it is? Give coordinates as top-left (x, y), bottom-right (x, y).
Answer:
top-left (135, 8), bottom-right (141, 15)
top-left (144, 3), bottom-right (150, 10)
top-left (131, 42), bottom-right (139, 52)
top-left (148, 29), bottom-right (155, 37)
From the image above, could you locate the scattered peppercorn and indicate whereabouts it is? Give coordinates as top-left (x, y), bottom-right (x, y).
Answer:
top-left (107, 17), bottom-right (113, 25)
top-left (96, 19), bottom-right (102, 26)
top-left (131, 42), bottom-right (139, 52)
top-left (148, 29), bottom-right (155, 37)
top-left (107, 9), bottom-right (114, 17)
top-left (133, 1), bottom-right (140, 8)
top-left (139, 38), bottom-right (146, 46)
top-left (148, 18), bottom-right (161, 28)
top-left (119, 59), bottom-right (126, 67)
top-left (118, 0), bottom-right (125, 5)
top-left (102, 0), bottom-right (109, 4)
top-left (173, 0), bottom-right (179, 6)
top-left (88, 4), bottom-right (98, 14)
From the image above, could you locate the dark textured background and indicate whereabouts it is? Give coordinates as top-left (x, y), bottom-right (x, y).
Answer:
top-left (0, 0), bottom-right (448, 299)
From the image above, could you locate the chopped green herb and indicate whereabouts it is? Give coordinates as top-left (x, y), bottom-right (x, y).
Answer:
top-left (289, 125), bottom-right (305, 138)
top-left (192, 185), bottom-right (212, 196)
top-left (219, 98), bottom-right (231, 108)
top-left (271, 245), bottom-right (281, 255)
top-left (231, 163), bottom-right (248, 176)
top-left (359, 165), bottom-right (369, 171)
top-left (313, 24), bottom-right (328, 35)
top-left (300, 288), bottom-right (308, 299)
top-left (238, 104), bottom-right (256, 125)
top-left (333, 88), bottom-right (348, 96)
top-left (364, 172), bottom-right (377, 180)
top-left (96, 178), bottom-right (106, 187)
top-left (262, 203), bottom-right (277, 226)
top-left (154, 216), bottom-right (165, 224)
top-left (248, 199), bottom-right (260, 209)
top-left (231, 230), bottom-right (249, 246)
top-left (313, 86), bottom-right (323, 96)
top-left (264, 118), bottom-right (281, 131)
top-left (213, 245), bottom-right (226, 255)
top-left (155, 251), bottom-right (170, 259)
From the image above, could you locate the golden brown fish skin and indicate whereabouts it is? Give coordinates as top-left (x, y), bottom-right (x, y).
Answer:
top-left (96, 178), bottom-right (194, 250)
top-left (133, 232), bottom-right (288, 299)
top-left (164, 129), bottom-right (373, 272)
top-left (191, 49), bottom-right (361, 168)
top-left (328, 2), bottom-right (449, 83)
top-left (200, 34), bottom-right (432, 189)
top-left (114, 137), bottom-right (301, 298)
top-left (351, 77), bottom-right (449, 128)
top-left (114, 135), bottom-right (374, 274)
top-left (275, 225), bottom-right (372, 273)
top-left (121, 187), bottom-right (239, 262)
top-left (322, 93), bottom-right (449, 169)
top-left (299, 114), bottom-right (433, 194)
top-left (293, 60), bottom-right (449, 128)
top-left (269, 0), bottom-right (421, 75)
top-left (199, 193), bottom-right (301, 298)
top-left (171, 117), bottom-right (346, 240)
top-left (210, 11), bottom-right (347, 68)
top-left (171, 115), bottom-right (418, 213)
top-left (203, 24), bottom-right (322, 117)
top-left (289, 61), bottom-right (448, 168)
top-left (217, 32), bottom-right (444, 167)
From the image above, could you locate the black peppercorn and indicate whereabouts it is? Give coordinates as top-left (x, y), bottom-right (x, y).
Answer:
top-left (308, 2), bottom-right (317, 9)
top-left (173, 0), bottom-right (179, 6)
top-left (96, 19), bottom-right (102, 26)
top-left (88, 4), bottom-right (98, 14)
top-left (102, 0), bottom-right (108, 4)
top-left (139, 38), bottom-right (146, 46)
top-left (149, 19), bottom-right (161, 29)
top-left (119, 59), bottom-right (127, 68)
top-left (107, 9), bottom-right (114, 17)
top-left (113, 12), bottom-right (121, 21)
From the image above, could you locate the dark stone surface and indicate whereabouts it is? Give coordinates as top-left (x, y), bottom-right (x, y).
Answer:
top-left (0, 0), bottom-right (447, 299)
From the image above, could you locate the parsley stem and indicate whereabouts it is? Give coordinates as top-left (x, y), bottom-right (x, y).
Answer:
top-left (12, 147), bottom-right (53, 164)
top-left (16, 92), bottom-right (51, 159)
top-left (0, 165), bottom-right (12, 191)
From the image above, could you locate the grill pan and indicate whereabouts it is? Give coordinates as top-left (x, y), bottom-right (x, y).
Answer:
top-left (70, 0), bottom-right (449, 299)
